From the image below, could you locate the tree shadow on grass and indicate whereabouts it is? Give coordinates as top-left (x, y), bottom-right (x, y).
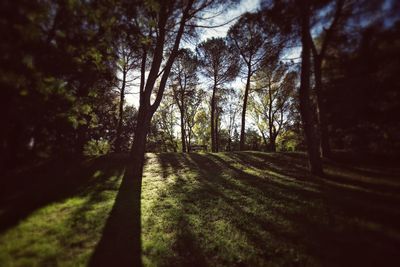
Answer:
top-left (179, 152), bottom-right (400, 266)
top-left (154, 153), bottom-right (209, 267)
top-left (89, 162), bottom-right (142, 267)
top-left (0, 155), bottom-right (126, 234)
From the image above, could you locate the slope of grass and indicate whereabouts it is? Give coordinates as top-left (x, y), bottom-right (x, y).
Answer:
top-left (0, 155), bottom-right (127, 266)
top-left (1, 152), bottom-right (399, 266)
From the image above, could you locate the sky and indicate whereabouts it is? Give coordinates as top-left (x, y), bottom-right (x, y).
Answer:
top-left (124, 0), bottom-right (261, 107)
top-left (196, 0), bottom-right (261, 41)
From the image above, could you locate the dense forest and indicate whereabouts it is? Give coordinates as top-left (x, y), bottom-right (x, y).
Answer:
top-left (1, 0), bottom-right (400, 266)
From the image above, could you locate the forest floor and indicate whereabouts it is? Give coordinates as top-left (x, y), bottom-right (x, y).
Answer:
top-left (0, 151), bottom-right (400, 266)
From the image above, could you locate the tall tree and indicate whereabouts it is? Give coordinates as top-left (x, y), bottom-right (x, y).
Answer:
top-left (309, 0), bottom-right (345, 157)
top-left (192, 108), bottom-right (210, 147)
top-left (263, 0), bottom-right (325, 174)
top-left (222, 88), bottom-right (240, 151)
top-left (251, 62), bottom-right (296, 151)
top-left (298, 0), bottom-right (323, 175)
top-left (196, 37), bottom-right (239, 152)
top-left (228, 12), bottom-right (281, 150)
top-left (185, 89), bottom-right (205, 150)
top-left (127, 3), bottom-right (237, 241)
top-left (151, 99), bottom-right (178, 152)
top-left (170, 48), bottom-right (199, 152)
top-left (114, 35), bottom-right (140, 152)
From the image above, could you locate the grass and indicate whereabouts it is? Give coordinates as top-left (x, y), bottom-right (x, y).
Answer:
top-left (1, 152), bottom-right (399, 266)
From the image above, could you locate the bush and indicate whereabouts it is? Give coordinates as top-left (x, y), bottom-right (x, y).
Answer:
top-left (83, 139), bottom-right (110, 156)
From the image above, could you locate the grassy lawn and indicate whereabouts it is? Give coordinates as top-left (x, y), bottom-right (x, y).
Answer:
top-left (0, 152), bottom-right (399, 266)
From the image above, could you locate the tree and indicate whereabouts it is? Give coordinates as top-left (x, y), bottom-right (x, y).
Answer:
top-left (322, 20), bottom-right (400, 153)
top-left (129, 0), bottom-right (233, 184)
top-left (263, 0), bottom-right (324, 174)
top-left (193, 108), bottom-right (210, 147)
top-left (196, 37), bottom-right (239, 152)
top-left (222, 88), bottom-right (240, 151)
top-left (0, 0), bottom-right (120, 170)
top-left (308, 0), bottom-right (386, 157)
top-left (250, 62), bottom-right (296, 151)
top-left (228, 12), bottom-right (281, 150)
top-left (170, 48), bottom-right (199, 152)
top-left (309, 0), bottom-right (345, 157)
top-left (114, 34), bottom-right (140, 152)
top-left (185, 89), bottom-right (205, 150)
top-left (298, 0), bottom-right (323, 175)
top-left (150, 99), bottom-right (178, 152)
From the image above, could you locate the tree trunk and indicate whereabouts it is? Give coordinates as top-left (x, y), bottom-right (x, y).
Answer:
top-left (210, 85), bottom-right (217, 152)
top-left (260, 131), bottom-right (267, 149)
top-left (240, 66), bottom-right (252, 150)
top-left (268, 123), bottom-right (274, 151)
top-left (130, 103), bottom-right (152, 178)
top-left (187, 126), bottom-right (192, 152)
top-left (299, 1), bottom-right (323, 176)
top-left (114, 67), bottom-right (127, 152)
top-left (180, 107), bottom-right (186, 153)
top-left (313, 55), bottom-right (331, 158)
top-left (215, 108), bottom-right (220, 152)
top-left (268, 82), bottom-right (274, 151)
top-left (310, 0), bottom-right (344, 158)
top-left (269, 135), bottom-right (276, 152)
top-left (227, 137), bottom-right (232, 151)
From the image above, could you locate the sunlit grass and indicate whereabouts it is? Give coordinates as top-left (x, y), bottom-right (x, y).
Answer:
top-left (140, 152), bottom-right (400, 266)
top-left (1, 152), bottom-right (399, 266)
top-left (0, 157), bottom-right (125, 266)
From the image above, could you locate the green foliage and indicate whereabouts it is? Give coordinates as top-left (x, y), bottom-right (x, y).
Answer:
top-left (276, 130), bottom-right (299, 151)
top-left (193, 108), bottom-right (210, 146)
top-left (0, 0), bottom-right (122, 167)
top-left (83, 139), bottom-right (111, 156)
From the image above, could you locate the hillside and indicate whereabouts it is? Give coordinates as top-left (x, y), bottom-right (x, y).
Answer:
top-left (1, 152), bottom-right (399, 266)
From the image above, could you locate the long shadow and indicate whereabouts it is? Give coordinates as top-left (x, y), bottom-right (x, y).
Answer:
top-left (228, 152), bottom-right (400, 222)
top-left (89, 163), bottom-right (142, 267)
top-left (183, 153), bottom-right (295, 248)
top-left (235, 151), bottom-right (400, 196)
top-left (186, 152), bottom-right (400, 266)
top-left (0, 155), bottom-right (125, 233)
top-left (155, 153), bottom-right (209, 267)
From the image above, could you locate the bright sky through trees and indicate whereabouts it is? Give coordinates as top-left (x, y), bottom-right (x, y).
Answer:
top-left (124, 0), bottom-right (261, 107)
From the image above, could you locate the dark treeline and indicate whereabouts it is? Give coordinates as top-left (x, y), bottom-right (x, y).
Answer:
top-left (1, 0), bottom-right (399, 176)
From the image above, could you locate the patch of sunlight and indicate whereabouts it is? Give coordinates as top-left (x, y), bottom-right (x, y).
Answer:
top-left (0, 171), bottom-right (124, 266)
top-left (0, 196), bottom-right (87, 266)
top-left (93, 170), bottom-right (102, 178)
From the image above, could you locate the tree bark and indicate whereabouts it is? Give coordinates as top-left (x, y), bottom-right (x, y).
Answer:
top-left (268, 83), bottom-right (274, 151)
top-left (240, 66), bottom-right (252, 150)
top-left (260, 131), bottom-right (268, 150)
top-left (210, 84), bottom-right (217, 152)
top-left (130, 105), bottom-right (151, 178)
top-left (215, 108), bottom-right (220, 152)
top-left (269, 135), bottom-right (277, 152)
top-left (114, 66), bottom-right (127, 152)
top-left (299, 1), bottom-right (323, 176)
top-left (129, 0), bottom-right (193, 172)
top-left (180, 106), bottom-right (187, 153)
top-left (310, 0), bottom-right (344, 158)
top-left (187, 126), bottom-right (192, 152)
top-left (313, 55), bottom-right (331, 157)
